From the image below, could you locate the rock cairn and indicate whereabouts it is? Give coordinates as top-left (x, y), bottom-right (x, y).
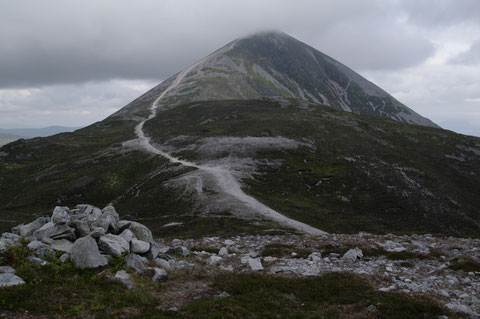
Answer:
top-left (0, 204), bottom-right (171, 287)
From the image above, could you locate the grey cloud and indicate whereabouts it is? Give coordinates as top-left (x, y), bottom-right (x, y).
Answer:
top-left (402, 0), bottom-right (480, 27)
top-left (0, 0), bottom-right (436, 88)
top-left (452, 40), bottom-right (480, 64)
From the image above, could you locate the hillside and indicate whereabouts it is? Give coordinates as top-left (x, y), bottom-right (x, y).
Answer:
top-left (113, 31), bottom-right (437, 128)
top-left (1, 98), bottom-right (479, 237)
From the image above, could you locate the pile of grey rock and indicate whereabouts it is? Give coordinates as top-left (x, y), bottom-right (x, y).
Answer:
top-left (0, 204), bottom-right (171, 287)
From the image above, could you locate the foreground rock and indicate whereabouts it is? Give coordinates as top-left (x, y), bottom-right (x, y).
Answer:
top-left (71, 237), bottom-right (108, 269)
top-left (0, 273), bottom-right (25, 287)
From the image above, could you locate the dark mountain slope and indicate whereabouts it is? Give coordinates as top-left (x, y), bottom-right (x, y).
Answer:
top-left (1, 99), bottom-right (479, 236)
top-left (113, 31), bottom-right (437, 128)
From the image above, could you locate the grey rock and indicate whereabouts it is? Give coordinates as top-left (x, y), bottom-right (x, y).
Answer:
top-left (71, 236), bottom-right (108, 269)
top-left (98, 234), bottom-right (129, 257)
top-left (71, 219), bottom-right (90, 237)
top-left (27, 240), bottom-right (48, 252)
top-left (128, 221), bottom-right (153, 243)
top-left (224, 239), bottom-right (235, 246)
top-left (41, 237), bottom-right (55, 245)
top-left (114, 270), bottom-right (134, 289)
top-left (154, 258), bottom-right (171, 270)
top-left (207, 255), bottom-right (222, 265)
top-left (51, 206), bottom-right (71, 225)
top-left (33, 222), bottom-right (76, 241)
top-left (28, 256), bottom-right (49, 266)
top-left (308, 252), bottom-right (322, 262)
top-left (342, 248), bottom-right (363, 263)
top-left (247, 258), bottom-right (263, 271)
top-left (131, 239), bottom-right (150, 254)
top-left (148, 243), bottom-right (169, 260)
top-left (125, 253), bottom-right (148, 273)
top-left (34, 246), bottom-right (56, 258)
top-left (0, 266), bottom-right (16, 274)
top-left (88, 227), bottom-right (105, 239)
top-left (152, 267), bottom-right (168, 282)
top-left (119, 229), bottom-right (135, 243)
top-left (218, 247), bottom-right (228, 257)
top-left (50, 239), bottom-right (74, 253)
top-left (167, 246), bottom-right (190, 257)
top-left (117, 220), bottom-right (132, 233)
top-left (12, 217), bottom-right (50, 238)
top-left (59, 253), bottom-right (70, 263)
top-left (91, 206), bottom-right (119, 232)
top-left (0, 273), bottom-right (25, 287)
top-left (2, 232), bottom-right (21, 242)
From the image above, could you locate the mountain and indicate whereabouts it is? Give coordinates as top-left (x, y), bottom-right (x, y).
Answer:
top-left (1, 31), bottom-right (479, 238)
top-left (114, 31), bottom-right (437, 128)
top-left (0, 133), bottom-right (23, 146)
top-left (0, 126), bottom-right (81, 138)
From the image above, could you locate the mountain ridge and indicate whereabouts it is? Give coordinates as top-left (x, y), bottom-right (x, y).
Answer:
top-left (112, 31), bottom-right (438, 128)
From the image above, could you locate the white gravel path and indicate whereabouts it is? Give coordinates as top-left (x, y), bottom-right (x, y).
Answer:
top-left (132, 59), bottom-right (327, 237)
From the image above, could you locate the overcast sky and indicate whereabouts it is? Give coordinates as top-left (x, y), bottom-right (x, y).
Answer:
top-left (0, 0), bottom-right (479, 136)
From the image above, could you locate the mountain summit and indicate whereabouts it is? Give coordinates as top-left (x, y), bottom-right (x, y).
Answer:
top-left (114, 31), bottom-right (437, 127)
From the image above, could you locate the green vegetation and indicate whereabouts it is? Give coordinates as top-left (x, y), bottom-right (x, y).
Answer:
top-left (449, 258), bottom-right (480, 272)
top-left (184, 272), bottom-right (451, 319)
top-left (1, 98), bottom-right (479, 237)
top-left (261, 242), bottom-right (313, 259)
top-left (0, 243), bottom-right (454, 318)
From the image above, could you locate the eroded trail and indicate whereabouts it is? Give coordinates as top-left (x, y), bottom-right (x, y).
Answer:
top-left (133, 61), bottom-right (326, 236)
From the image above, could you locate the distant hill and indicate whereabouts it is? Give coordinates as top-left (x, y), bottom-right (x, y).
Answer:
top-left (0, 126), bottom-right (81, 138)
top-left (0, 133), bottom-right (24, 146)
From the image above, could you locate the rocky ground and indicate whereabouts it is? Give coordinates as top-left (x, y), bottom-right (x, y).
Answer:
top-left (0, 204), bottom-right (479, 318)
top-left (154, 232), bottom-right (480, 317)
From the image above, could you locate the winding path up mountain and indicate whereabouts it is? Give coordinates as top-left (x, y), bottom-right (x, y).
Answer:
top-left (133, 59), bottom-right (327, 237)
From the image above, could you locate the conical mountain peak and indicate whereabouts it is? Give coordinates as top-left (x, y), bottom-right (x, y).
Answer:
top-left (113, 31), bottom-right (437, 127)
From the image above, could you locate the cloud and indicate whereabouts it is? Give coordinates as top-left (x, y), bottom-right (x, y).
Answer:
top-left (452, 40), bottom-right (480, 64)
top-left (0, 79), bottom-right (158, 128)
top-left (0, 0), bottom-right (436, 88)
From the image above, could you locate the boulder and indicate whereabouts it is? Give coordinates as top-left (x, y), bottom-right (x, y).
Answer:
top-left (33, 222), bottom-right (76, 241)
top-left (0, 266), bottom-right (15, 274)
top-left (0, 273), bottom-right (25, 287)
top-left (125, 253), bottom-right (148, 273)
top-left (218, 247), bottom-right (228, 257)
top-left (98, 234), bottom-right (129, 257)
top-left (89, 227), bottom-right (105, 239)
top-left (12, 217), bottom-right (50, 238)
top-left (117, 220), bottom-right (132, 233)
top-left (71, 236), bottom-right (108, 269)
top-left (308, 252), bottom-right (322, 262)
top-left (70, 219), bottom-right (90, 237)
top-left (28, 256), bottom-right (49, 266)
top-left (59, 253), bottom-right (70, 263)
top-left (50, 239), bottom-right (74, 253)
top-left (207, 255), bottom-right (222, 265)
top-left (91, 207), bottom-right (119, 232)
top-left (114, 270), bottom-right (134, 289)
top-left (131, 239), bottom-right (150, 254)
top-left (148, 243), bottom-right (168, 260)
top-left (167, 246), bottom-right (190, 257)
top-left (27, 240), bottom-right (48, 252)
top-left (119, 229), bottom-right (135, 243)
top-left (152, 268), bottom-right (168, 282)
top-left (154, 258), bottom-right (171, 269)
top-left (247, 258), bottom-right (263, 271)
top-left (342, 248), bottom-right (363, 263)
top-left (128, 221), bottom-right (153, 243)
top-left (51, 206), bottom-right (71, 225)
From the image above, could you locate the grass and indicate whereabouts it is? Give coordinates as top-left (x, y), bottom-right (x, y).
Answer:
top-left (1, 98), bottom-right (480, 237)
top-left (0, 243), bottom-right (457, 318)
top-left (449, 258), bottom-right (480, 272)
top-left (183, 272), bottom-right (451, 319)
top-left (261, 242), bottom-right (313, 259)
